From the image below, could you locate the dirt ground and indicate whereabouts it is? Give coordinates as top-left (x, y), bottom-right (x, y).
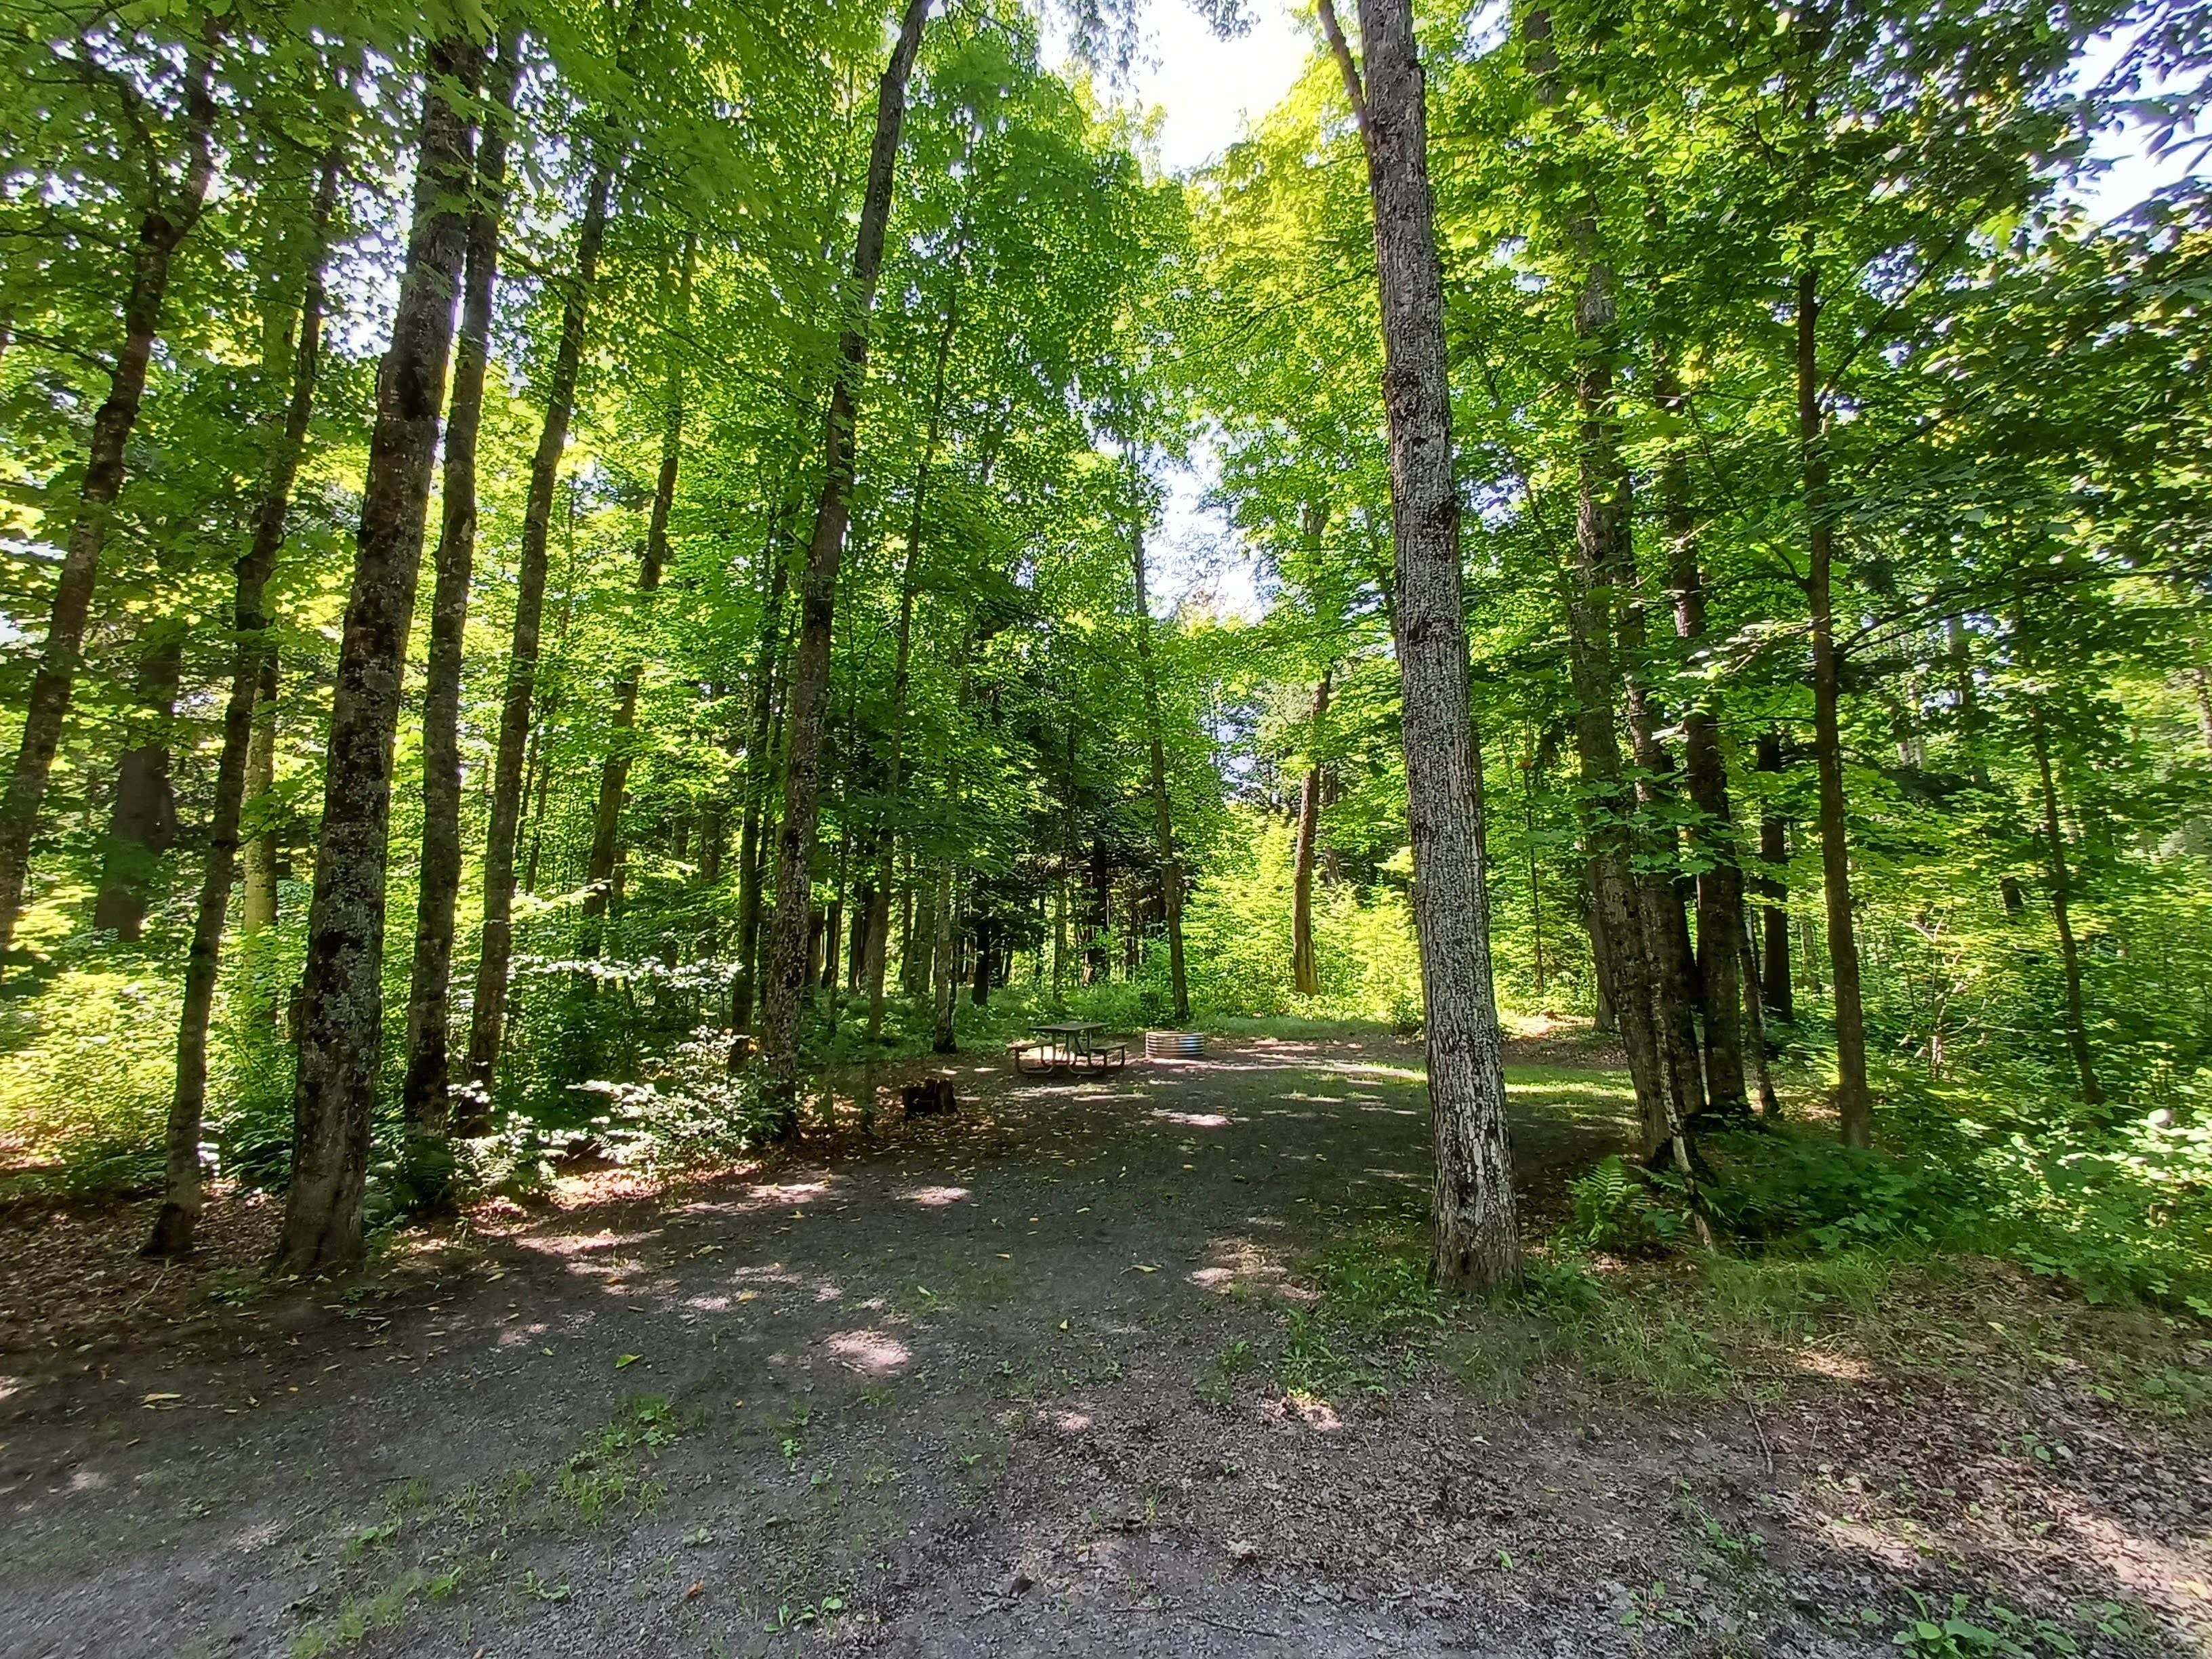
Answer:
top-left (2, 1034), bottom-right (2207, 1659)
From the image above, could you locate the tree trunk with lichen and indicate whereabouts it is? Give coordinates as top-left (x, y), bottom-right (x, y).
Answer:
top-left (274, 42), bottom-right (477, 1276)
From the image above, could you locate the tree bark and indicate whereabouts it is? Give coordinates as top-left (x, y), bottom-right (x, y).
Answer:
top-left (1617, 549), bottom-right (1711, 1130)
top-left (273, 41), bottom-right (477, 1276)
top-left (402, 33), bottom-right (520, 1155)
top-left (466, 152), bottom-right (614, 1088)
top-left (931, 866), bottom-right (958, 1052)
top-left (732, 512), bottom-right (793, 1026)
top-left (1320, 0), bottom-right (1519, 1289)
top-left (1799, 260), bottom-right (1872, 1146)
top-left (1130, 501), bottom-right (1190, 1025)
top-left (1291, 665), bottom-right (1333, 998)
top-left (1754, 728), bottom-right (1794, 1019)
top-left (143, 148), bottom-right (338, 1258)
top-left (239, 651), bottom-right (280, 936)
top-left (1656, 361), bottom-right (1750, 1118)
top-left (0, 45), bottom-right (216, 949)
top-left (759, 0), bottom-right (933, 1119)
top-left (1566, 453), bottom-right (1672, 1154)
top-left (2032, 713), bottom-right (2102, 1105)
top-left (1736, 899), bottom-right (1781, 1115)
top-left (586, 237), bottom-right (693, 939)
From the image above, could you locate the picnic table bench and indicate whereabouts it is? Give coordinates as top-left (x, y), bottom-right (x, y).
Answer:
top-left (1012, 1020), bottom-right (1128, 1076)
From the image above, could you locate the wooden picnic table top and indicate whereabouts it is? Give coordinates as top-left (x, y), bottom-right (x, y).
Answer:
top-left (1029, 1020), bottom-right (1103, 1036)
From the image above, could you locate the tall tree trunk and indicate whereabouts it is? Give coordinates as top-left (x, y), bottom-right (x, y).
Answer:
top-left (1799, 260), bottom-right (1872, 1146)
top-left (1086, 836), bottom-right (1110, 984)
top-left (1754, 729), bottom-right (1794, 1019)
top-left (519, 687), bottom-right (559, 893)
top-left (143, 148), bottom-right (339, 1259)
top-left (1565, 455), bottom-right (1671, 1153)
top-left (907, 868), bottom-right (936, 996)
top-left (1521, 733), bottom-right (1546, 998)
top-left (732, 520), bottom-right (793, 1026)
top-left (1130, 503), bottom-right (1191, 1025)
top-left (1736, 900), bottom-right (1781, 1116)
top-left (759, 0), bottom-right (933, 1120)
top-left (1617, 553), bottom-right (1711, 1130)
top-left (865, 289), bottom-right (957, 1042)
top-left (586, 237), bottom-right (693, 939)
top-left (930, 867), bottom-right (958, 1053)
top-left (1052, 729), bottom-right (1077, 1004)
top-left (239, 651), bottom-right (280, 937)
top-left (2032, 713), bottom-right (2102, 1105)
top-left (1656, 361), bottom-right (1751, 1118)
top-left (1290, 666), bottom-right (1332, 998)
top-left (466, 154), bottom-right (614, 1088)
top-left (0, 47), bottom-right (216, 949)
top-left (969, 914), bottom-right (991, 1006)
top-left (274, 41), bottom-right (477, 1276)
top-left (402, 33), bottom-right (520, 1156)
top-left (1522, 18), bottom-right (1673, 1150)
top-left (1319, 0), bottom-right (1519, 1289)
top-left (94, 624), bottom-right (184, 938)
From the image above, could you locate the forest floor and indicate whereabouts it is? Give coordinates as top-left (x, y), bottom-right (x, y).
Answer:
top-left (1, 1031), bottom-right (2209, 1659)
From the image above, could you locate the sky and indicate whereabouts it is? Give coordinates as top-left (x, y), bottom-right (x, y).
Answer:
top-left (1097, 1), bottom-right (2209, 619)
top-left (1095, 3), bottom-right (1311, 619)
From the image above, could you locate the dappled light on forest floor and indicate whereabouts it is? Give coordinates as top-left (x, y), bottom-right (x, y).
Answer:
top-left (824, 1328), bottom-right (912, 1376)
top-left (3, 1036), bottom-right (2205, 1659)
top-left (1788, 1347), bottom-right (1875, 1381)
top-left (1187, 1234), bottom-right (1309, 1300)
top-left (897, 1184), bottom-right (970, 1207)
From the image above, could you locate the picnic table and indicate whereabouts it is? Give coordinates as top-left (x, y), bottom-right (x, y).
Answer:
top-left (1015, 1020), bottom-right (1128, 1076)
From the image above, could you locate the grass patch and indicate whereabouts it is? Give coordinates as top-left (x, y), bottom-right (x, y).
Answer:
top-left (1273, 1221), bottom-right (1442, 1400)
top-left (289, 1562), bottom-right (469, 1658)
top-left (554, 1392), bottom-right (691, 1523)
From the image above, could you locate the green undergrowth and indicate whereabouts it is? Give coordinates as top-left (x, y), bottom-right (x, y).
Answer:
top-left (1558, 1084), bottom-right (2212, 1319)
top-left (1265, 1201), bottom-right (2211, 1421)
top-left (1269, 1220), bottom-right (1444, 1399)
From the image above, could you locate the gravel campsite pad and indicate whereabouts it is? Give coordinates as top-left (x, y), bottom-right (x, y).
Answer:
top-left (2, 1036), bottom-right (2207, 1658)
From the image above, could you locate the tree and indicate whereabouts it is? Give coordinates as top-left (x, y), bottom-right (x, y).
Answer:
top-left (468, 151), bottom-right (615, 1087)
top-left (1317, 0), bottom-right (1521, 1290)
top-left (758, 0), bottom-right (933, 1127)
top-left (0, 26), bottom-right (216, 949)
top-left (144, 146), bottom-right (340, 1258)
top-left (273, 35), bottom-right (478, 1277)
top-left (403, 30), bottom-right (520, 1169)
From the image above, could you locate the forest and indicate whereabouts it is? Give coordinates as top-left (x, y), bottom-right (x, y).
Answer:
top-left (1, 0), bottom-right (2210, 1652)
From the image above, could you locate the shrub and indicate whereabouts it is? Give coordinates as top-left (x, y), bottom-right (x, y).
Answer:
top-left (0, 966), bottom-right (179, 1196)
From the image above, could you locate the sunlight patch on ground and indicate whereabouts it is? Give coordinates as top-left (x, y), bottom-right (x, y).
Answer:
top-left (1263, 1391), bottom-right (1343, 1431)
top-left (1151, 1109), bottom-right (1229, 1128)
top-left (2043, 1488), bottom-right (2212, 1630)
top-left (1820, 1514), bottom-right (1918, 1570)
top-left (748, 1181), bottom-right (834, 1208)
top-left (520, 1229), bottom-right (658, 1256)
top-left (1790, 1348), bottom-right (1875, 1381)
top-left (1051, 1407), bottom-right (1093, 1433)
top-left (1189, 1235), bottom-right (1314, 1301)
top-left (825, 1329), bottom-right (911, 1376)
top-left (899, 1185), bottom-right (970, 1207)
